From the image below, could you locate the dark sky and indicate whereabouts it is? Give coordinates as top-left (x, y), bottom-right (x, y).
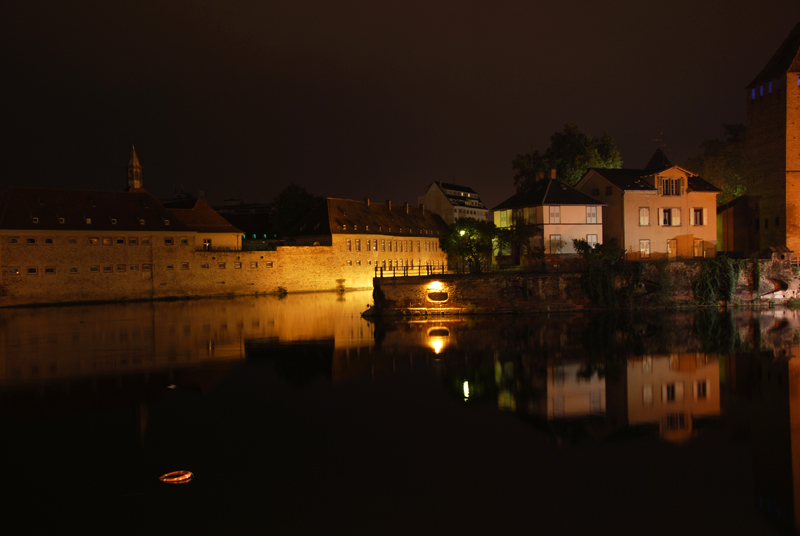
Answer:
top-left (2, 1), bottom-right (799, 209)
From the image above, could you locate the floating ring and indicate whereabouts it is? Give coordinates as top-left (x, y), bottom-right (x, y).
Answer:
top-left (159, 470), bottom-right (193, 484)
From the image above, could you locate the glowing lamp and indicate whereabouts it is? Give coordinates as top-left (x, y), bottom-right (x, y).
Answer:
top-left (463, 381), bottom-right (470, 400)
top-left (459, 230), bottom-right (466, 236)
top-left (159, 470), bottom-right (193, 484)
top-left (428, 281), bottom-right (443, 291)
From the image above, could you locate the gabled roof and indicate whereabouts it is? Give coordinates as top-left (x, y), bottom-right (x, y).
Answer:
top-left (162, 198), bottom-right (242, 234)
top-left (491, 179), bottom-right (605, 211)
top-left (644, 147), bottom-right (672, 170)
top-left (748, 22), bottom-right (800, 88)
top-left (584, 167), bottom-right (721, 193)
top-left (0, 187), bottom-right (192, 232)
top-left (289, 198), bottom-right (447, 237)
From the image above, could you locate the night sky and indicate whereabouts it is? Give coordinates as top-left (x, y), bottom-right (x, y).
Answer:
top-left (2, 1), bottom-right (799, 209)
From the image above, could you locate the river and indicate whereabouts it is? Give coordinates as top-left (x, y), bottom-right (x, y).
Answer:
top-left (0, 292), bottom-right (795, 534)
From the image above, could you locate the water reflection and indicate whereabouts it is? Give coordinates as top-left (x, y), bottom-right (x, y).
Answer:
top-left (6, 296), bottom-right (800, 533)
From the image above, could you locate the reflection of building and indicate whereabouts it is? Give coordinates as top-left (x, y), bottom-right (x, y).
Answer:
top-left (524, 362), bottom-right (605, 418)
top-left (575, 149), bottom-right (719, 261)
top-left (608, 353), bottom-right (721, 443)
top-left (417, 181), bottom-right (489, 225)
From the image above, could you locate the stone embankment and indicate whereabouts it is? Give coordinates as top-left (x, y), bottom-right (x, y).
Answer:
top-left (365, 251), bottom-right (800, 316)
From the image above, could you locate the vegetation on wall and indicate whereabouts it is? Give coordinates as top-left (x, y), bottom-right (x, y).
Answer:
top-left (694, 256), bottom-right (743, 305)
top-left (573, 238), bottom-right (628, 308)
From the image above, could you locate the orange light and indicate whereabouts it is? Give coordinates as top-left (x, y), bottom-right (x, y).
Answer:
top-left (159, 470), bottom-right (193, 484)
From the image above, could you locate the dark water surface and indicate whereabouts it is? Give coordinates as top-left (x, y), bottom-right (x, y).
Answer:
top-left (1, 292), bottom-right (797, 534)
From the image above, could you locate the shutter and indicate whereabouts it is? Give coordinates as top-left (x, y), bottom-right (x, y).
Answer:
top-left (675, 381), bottom-right (685, 402)
top-left (672, 208), bottom-right (681, 226)
top-left (656, 176), bottom-right (662, 192)
top-left (689, 209), bottom-right (694, 226)
top-left (681, 178), bottom-right (686, 195)
top-left (658, 208), bottom-right (664, 226)
top-left (703, 208), bottom-right (708, 225)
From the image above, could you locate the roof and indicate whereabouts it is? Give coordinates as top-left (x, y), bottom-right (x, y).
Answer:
top-left (162, 198), bottom-right (242, 234)
top-left (748, 22), bottom-right (800, 88)
top-left (0, 187), bottom-right (192, 232)
top-left (427, 181), bottom-right (487, 208)
top-left (289, 198), bottom-right (448, 237)
top-left (644, 147), bottom-right (672, 170)
top-left (491, 179), bottom-right (605, 211)
top-left (585, 167), bottom-right (721, 193)
top-left (439, 182), bottom-right (477, 195)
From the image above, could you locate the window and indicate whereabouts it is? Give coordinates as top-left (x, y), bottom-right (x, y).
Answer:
top-left (111, 218), bottom-right (117, 225)
top-left (250, 261), bottom-right (258, 268)
top-left (69, 267), bottom-right (78, 274)
top-left (89, 237), bottom-right (99, 245)
top-left (642, 356), bottom-right (653, 373)
top-left (549, 234), bottom-right (563, 254)
top-left (346, 260), bottom-right (352, 266)
top-left (605, 186), bottom-right (612, 196)
top-left (665, 413), bottom-right (687, 431)
top-left (218, 262), bottom-right (226, 269)
top-left (639, 207), bottom-right (650, 226)
top-left (234, 262), bottom-right (242, 269)
top-left (417, 241), bottom-right (421, 252)
top-left (586, 234), bottom-right (598, 247)
top-left (180, 238), bottom-right (189, 245)
top-left (45, 267), bottom-right (55, 274)
top-left (549, 206), bottom-right (560, 224)
top-left (373, 240), bottom-right (377, 251)
top-left (142, 264), bottom-right (152, 272)
top-left (68, 238), bottom-right (77, 244)
top-left (182, 263), bottom-right (190, 270)
top-left (346, 239), bottom-right (351, 252)
top-left (388, 241), bottom-right (393, 252)
top-left (9, 267), bottom-right (19, 275)
top-left (164, 238), bottom-right (174, 245)
top-left (692, 208), bottom-right (706, 226)
top-left (586, 206), bottom-right (597, 224)
top-left (693, 239), bottom-right (703, 257)
top-left (9, 237), bottom-right (18, 244)
top-left (26, 238), bottom-right (36, 244)
top-left (639, 239), bottom-right (650, 259)
top-left (103, 266), bottom-right (112, 273)
top-left (663, 382), bottom-right (684, 402)
top-left (381, 240), bottom-right (386, 252)
top-left (661, 178), bottom-right (681, 196)
top-left (26, 267), bottom-right (37, 275)
top-left (116, 238), bottom-right (124, 245)
top-left (695, 381), bottom-right (708, 400)
top-left (86, 218), bottom-right (91, 224)
top-left (117, 264), bottom-right (126, 272)
top-left (366, 239), bottom-right (371, 251)
top-left (141, 238), bottom-right (150, 245)
top-left (201, 263), bottom-right (210, 269)
top-left (356, 260), bottom-right (361, 266)
top-left (130, 265), bottom-right (139, 271)
top-left (59, 218), bottom-right (65, 224)
top-left (355, 239), bottom-right (361, 252)
top-left (660, 208), bottom-right (680, 226)
top-left (139, 219), bottom-right (145, 225)
top-left (129, 238), bottom-right (138, 245)
top-left (90, 266), bottom-right (99, 273)
top-left (266, 261), bottom-right (273, 267)
top-left (202, 239), bottom-right (211, 250)
top-left (102, 237), bottom-right (112, 245)
top-left (32, 217), bottom-right (39, 224)
top-left (164, 219), bottom-right (170, 226)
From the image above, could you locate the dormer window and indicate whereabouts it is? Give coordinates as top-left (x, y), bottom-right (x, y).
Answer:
top-left (32, 217), bottom-right (39, 224)
top-left (86, 218), bottom-right (91, 224)
top-left (139, 219), bottom-right (145, 225)
top-left (111, 218), bottom-right (117, 225)
top-left (366, 225), bottom-right (369, 231)
top-left (354, 225), bottom-right (357, 230)
top-left (58, 217), bottom-right (65, 224)
top-left (164, 219), bottom-right (170, 226)
top-left (343, 225), bottom-right (346, 230)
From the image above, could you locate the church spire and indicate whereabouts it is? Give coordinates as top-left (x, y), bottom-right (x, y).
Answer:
top-left (127, 145), bottom-right (143, 190)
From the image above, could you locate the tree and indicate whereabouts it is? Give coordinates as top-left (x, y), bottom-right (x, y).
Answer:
top-left (439, 218), bottom-right (499, 273)
top-left (270, 184), bottom-right (324, 237)
top-left (683, 124), bottom-right (746, 206)
top-left (512, 124), bottom-right (623, 191)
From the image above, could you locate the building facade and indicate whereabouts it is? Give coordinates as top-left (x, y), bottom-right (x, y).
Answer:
top-left (744, 22), bottom-right (800, 252)
top-left (417, 182), bottom-right (489, 225)
top-left (491, 178), bottom-right (605, 257)
top-left (576, 152), bottom-right (719, 261)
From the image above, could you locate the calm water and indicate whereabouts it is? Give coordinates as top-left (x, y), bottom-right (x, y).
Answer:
top-left (1, 292), bottom-right (797, 534)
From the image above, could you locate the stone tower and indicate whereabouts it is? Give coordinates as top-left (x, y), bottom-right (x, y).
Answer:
top-left (745, 22), bottom-right (800, 252)
top-left (127, 145), bottom-right (143, 190)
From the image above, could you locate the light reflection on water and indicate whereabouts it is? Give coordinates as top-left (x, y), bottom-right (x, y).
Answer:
top-left (1, 295), bottom-right (800, 534)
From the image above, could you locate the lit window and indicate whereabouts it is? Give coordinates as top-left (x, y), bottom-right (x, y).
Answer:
top-left (234, 262), bottom-right (242, 269)
top-left (140, 219), bottom-right (145, 225)
top-left (9, 267), bottom-right (19, 275)
top-left (86, 218), bottom-right (91, 224)
top-left (164, 219), bottom-right (170, 226)
top-left (89, 237), bottom-right (99, 245)
top-left (751, 88), bottom-right (756, 99)
top-left (102, 237), bottom-right (112, 245)
top-left (250, 261), bottom-right (258, 268)
top-left (266, 261), bottom-right (273, 267)
top-left (586, 206), bottom-right (597, 224)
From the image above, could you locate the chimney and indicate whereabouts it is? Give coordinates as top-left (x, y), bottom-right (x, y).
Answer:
top-left (550, 168), bottom-right (557, 179)
top-left (405, 202), bottom-right (409, 213)
top-left (536, 171), bottom-right (544, 181)
top-left (387, 200), bottom-right (391, 210)
top-left (365, 198), bottom-right (370, 206)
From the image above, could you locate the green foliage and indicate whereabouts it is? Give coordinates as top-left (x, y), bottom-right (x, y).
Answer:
top-left (496, 223), bottom-right (538, 253)
top-left (439, 218), bottom-right (499, 273)
top-left (683, 124), bottom-right (746, 206)
top-left (271, 184), bottom-right (324, 238)
top-left (512, 124), bottom-right (623, 190)
top-left (787, 298), bottom-right (800, 310)
top-left (694, 257), bottom-right (742, 305)
top-left (574, 238), bottom-right (626, 308)
top-left (573, 238), bottom-right (624, 268)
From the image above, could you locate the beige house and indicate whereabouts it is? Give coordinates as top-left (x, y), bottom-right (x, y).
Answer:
top-left (491, 178), bottom-right (605, 257)
top-left (417, 181), bottom-right (489, 225)
top-left (575, 150), bottom-right (720, 261)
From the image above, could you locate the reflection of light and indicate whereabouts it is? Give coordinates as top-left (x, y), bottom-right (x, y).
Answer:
top-left (428, 281), bottom-right (443, 291)
top-left (159, 470), bottom-right (193, 484)
top-left (431, 338), bottom-right (445, 354)
top-left (463, 381), bottom-right (470, 400)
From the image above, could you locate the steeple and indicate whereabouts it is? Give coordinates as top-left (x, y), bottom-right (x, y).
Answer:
top-left (127, 145), bottom-right (143, 190)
